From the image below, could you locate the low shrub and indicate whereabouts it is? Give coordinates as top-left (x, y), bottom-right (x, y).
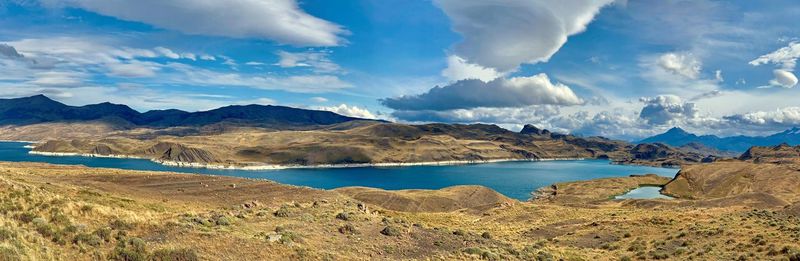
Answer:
top-left (110, 219), bottom-right (134, 230)
top-left (274, 206), bottom-right (291, 218)
top-left (109, 237), bottom-right (147, 261)
top-left (73, 233), bottom-right (102, 247)
top-left (213, 215), bottom-right (231, 226)
top-left (94, 227), bottom-right (113, 242)
top-left (335, 212), bottom-right (351, 221)
top-left (380, 226), bottom-right (401, 236)
top-left (338, 224), bottom-right (357, 235)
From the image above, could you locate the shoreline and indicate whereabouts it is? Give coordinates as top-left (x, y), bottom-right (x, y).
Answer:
top-left (0, 139), bottom-right (36, 144)
top-left (28, 150), bottom-right (587, 170)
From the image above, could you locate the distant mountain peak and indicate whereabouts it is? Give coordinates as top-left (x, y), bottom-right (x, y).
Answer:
top-left (666, 127), bottom-right (688, 134)
top-left (641, 126), bottom-right (800, 153)
top-left (0, 95), bottom-right (379, 128)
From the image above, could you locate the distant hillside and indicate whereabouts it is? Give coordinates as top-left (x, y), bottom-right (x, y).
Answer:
top-left (639, 127), bottom-right (800, 152)
top-left (0, 95), bottom-right (378, 128)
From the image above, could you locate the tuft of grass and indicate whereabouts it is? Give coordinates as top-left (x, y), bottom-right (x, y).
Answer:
top-left (274, 205), bottom-right (291, 218)
top-left (15, 212), bottom-right (37, 223)
top-left (150, 248), bottom-right (199, 261)
top-left (338, 224), bottom-right (357, 235)
top-left (0, 228), bottom-right (15, 241)
top-left (335, 212), bottom-right (351, 221)
top-left (0, 245), bottom-right (21, 261)
top-left (109, 218), bottom-right (135, 231)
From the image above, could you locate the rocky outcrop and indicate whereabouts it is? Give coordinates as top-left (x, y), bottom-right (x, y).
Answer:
top-left (520, 124), bottom-right (551, 136)
top-left (145, 142), bottom-right (218, 164)
top-left (739, 143), bottom-right (800, 163)
top-left (614, 143), bottom-right (707, 167)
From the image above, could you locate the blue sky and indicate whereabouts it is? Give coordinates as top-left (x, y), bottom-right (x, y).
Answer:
top-left (1, 0), bottom-right (800, 140)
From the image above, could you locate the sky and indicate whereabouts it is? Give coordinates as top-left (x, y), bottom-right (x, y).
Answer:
top-left (1, 0), bottom-right (800, 140)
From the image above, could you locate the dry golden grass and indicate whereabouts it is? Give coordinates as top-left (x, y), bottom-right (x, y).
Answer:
top-left (0, 162), bottom-right (799, 260)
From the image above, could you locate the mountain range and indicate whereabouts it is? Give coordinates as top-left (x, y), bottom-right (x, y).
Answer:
top-left (0, 95), bottom-right (377, 128)
top-left (639, 127), bottom-right (800, 153)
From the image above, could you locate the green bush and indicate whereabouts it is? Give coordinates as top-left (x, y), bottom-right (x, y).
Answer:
top-left (380, 226), bottom-right (401, 236)
top-left (214, 216), bottom-right (231, 226)
top-left (95, 227), bottom-right (113, 242)
top-left (109, 237), bottom-right (148, 261)
top-left (150, 248), bottom-right (199, 261)
top-left (279, 231), bottom-right (301, 244)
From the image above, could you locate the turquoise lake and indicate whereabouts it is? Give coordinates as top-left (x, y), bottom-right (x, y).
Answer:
top-left (614, 186), bottom-right (674, 200)
top-left (0, 142), bottom-right (679, 201)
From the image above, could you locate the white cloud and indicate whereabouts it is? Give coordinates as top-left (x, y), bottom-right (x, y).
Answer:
top-left (382, 73), bottom-right (584, 111)
top-left (638, 95), bottom-right (700, 125)
top-left (165, 63), bottom-right (352, 93)
top-left (724, 107), bottom-right (800, 128)
top-left (275, 50), bottom-right (341, 73)
top-left (0, 43), bottom-right (25, 59)
top-left (46, 0), bottom-right (347, 46)
top-left (441, 55), bottom-right (501, 82)
top-left (770, 69), bottom-right (798, 88)
top-left (715, 70), bottom-right (723, 82)
top-left (639, 52), bottom-right (719, 96)
top-left (199, 55), bottom-right (216, 61)
top-left (107, 61), bottom-right (160, 78)
top-left (657, 52), bottom-right (702, 79)
top-left (749, 41), bottom-right (800, 70)
top-left (391, 105), bottom-right (560, 125)
top-left (26, 71), bottom-right (87, 87)
top-left (434, 0), bottom-right (615, 71)
top-left (311, 97), bottom-right (328, 103)
top-left (750, 42), bottom-right (800, 88)
top-left (1, 36), bottom-right (353, 93)
top-left (154, 46), bottom-right (180, 59)
top-left (316, 104), bottom-right (377, 119)
top-left (245, 61), bottom-right (265, 66)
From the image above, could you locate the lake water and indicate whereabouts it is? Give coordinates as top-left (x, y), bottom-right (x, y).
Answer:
top-left (615, 186), bottom-right (674, 200)
top-left (0, 141), bottom-right (679, 201)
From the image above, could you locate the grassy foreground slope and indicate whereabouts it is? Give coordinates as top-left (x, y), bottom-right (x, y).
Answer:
top-left (1, 162), bottom-right (799, 260)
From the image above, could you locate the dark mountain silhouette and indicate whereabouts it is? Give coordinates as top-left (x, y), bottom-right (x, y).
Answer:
top-left (0, 95), bottom-right (378, 128)
top-left (639, 127), bottom-right (800, 152)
